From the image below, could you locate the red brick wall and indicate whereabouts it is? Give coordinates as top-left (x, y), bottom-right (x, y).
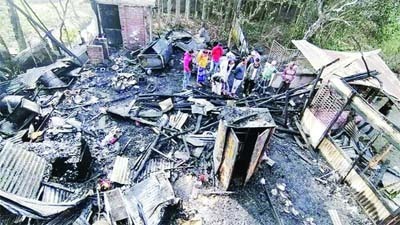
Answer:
top-left (119, 5), bottom-right (150, 50)
top-left (87, 45), bottom-right (104, 64)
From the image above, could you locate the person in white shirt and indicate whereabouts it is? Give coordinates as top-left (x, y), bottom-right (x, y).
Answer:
top-left (243, 58), bottom-right (262, 97)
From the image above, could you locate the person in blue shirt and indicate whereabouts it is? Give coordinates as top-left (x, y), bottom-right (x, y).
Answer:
top-left (230, 58), bottom-right (247, 97)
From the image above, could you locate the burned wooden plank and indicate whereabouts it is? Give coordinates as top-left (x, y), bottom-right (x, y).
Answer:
top-left (219, 128), bottom-right (240, 190)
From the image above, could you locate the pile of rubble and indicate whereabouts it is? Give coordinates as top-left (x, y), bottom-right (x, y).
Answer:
top-left (1, 27), bottom-right (400, 225)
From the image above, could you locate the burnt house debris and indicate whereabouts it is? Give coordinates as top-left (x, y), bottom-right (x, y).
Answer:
top-left (1, 4), bottom-right (400, 223)
top-left (138, 37), bottom-right (172, 70)
top-left (293, 40), bottom-right (400, 224)
top-left (214, 108), bottom-right (276, 190)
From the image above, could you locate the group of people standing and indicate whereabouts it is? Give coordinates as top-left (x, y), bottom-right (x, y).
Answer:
top-left (182, 43), bottom-right (298, 97)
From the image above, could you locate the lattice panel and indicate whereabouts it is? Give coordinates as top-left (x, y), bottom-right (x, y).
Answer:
top-left (267, 40), bottom-right (300, 67)
top-left (309, 85), bottom-right (346, 126)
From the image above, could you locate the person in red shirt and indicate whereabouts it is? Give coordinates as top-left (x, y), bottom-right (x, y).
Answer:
top-left (210, 42), bottom-right (224, 74)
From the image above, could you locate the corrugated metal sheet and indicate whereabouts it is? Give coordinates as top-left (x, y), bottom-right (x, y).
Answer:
top-left (139, 158), bottom-right (173, 180)
top-left (44, 202), bottom-right (91, 225)
top-left (319, 138), bottom-right (392, 223)
top-left (5, 129), bottom-right (27, 144)
top-left (292, 40), bottom-right (400, 101)
top-left (41, 182), bottom-right (74, 203)
top-left (110, 156), bottom-right (130, 185)
top-left (0, 141), bottom-right (47, 199)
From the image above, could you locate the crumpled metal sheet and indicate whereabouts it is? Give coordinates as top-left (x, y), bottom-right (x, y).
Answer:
top-left (165, 30), bottom-right (203, 52)
top-left (0, 142), bottom-right (91, 220)
top-left (0, 189), bottom-right (91, 220)
top-left (124, 173), bottom-right (179, 225)
top-left (44, 202), bottom-right (91, 225)
top-left (138, 38), bottom-right (172, 70)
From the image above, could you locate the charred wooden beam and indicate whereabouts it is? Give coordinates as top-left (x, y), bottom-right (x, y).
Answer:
top-left (331, 78), bottom-right (400, 150)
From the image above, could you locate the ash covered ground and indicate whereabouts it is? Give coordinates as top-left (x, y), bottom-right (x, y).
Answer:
top-left (0, 47), bottom-right (372, 225)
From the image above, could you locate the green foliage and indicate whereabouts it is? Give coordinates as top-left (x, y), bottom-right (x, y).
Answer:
top-left (226, 0), bottom-right (400, 72)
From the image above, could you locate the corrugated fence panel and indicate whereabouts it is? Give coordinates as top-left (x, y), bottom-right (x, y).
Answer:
top-left (319, 138), bottom-right (392, 224)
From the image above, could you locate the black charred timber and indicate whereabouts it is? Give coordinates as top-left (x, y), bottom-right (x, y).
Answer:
top-left (294, 117), bottom-right (314, 151)
top-left (256, 89), bottom-right (310, 107)
top-left (192, 89), bottom-right (228, 99)
top-left (283, 91), bottom-right (290, 127)
top-left (231, 113), bottom-right (258, 124)
top-left (342, 70), bottom-right (379, 83)
top-left (239, 81), bottom-right (313, 105)
top-left (133, 133), bottom-right (161, 181)
top-left (208, 99), bottom-right (227, 106)
top-left (276, 127), bottom-right (301, 136)
top-left (262, 179), bottom-right (285, 225)
top-left (159, 120), bottom-right (220, 142)
top-left (138, 93), bottom-right (190, 98)
top-left (268, 109), bottom-right (302, 113)
top-left (119, 138), bottom-right (134, 155)
top-left (273, 117), bottom-right (286, 127)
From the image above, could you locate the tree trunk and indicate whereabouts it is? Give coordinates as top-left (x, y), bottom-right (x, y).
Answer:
top-left (175, 0), bottom-right (181, 23)
top-left (157, 0), bottom-right (162, 29)
top-left (228, 0), bottom-right (243, 46)
top-left (303, 16), bottom-right (327, 40)
top-left (167, 0), bottom-right (172, 21)
top-left (286, 0), bottom-right (292, 16)
top-left (201, 0), bottom-right (207, 21)
top-left (6, 0), bottom-right (27, 51)
top-left (0, 34), bottom-right (11, 58)
top-left (223, 0), bottom-right (232, 30)
top-left (194, 0), bottom-right (198, 19)
top-left (206, 0), bottom-right (212, 20)
top-left (184, 0), bottom-right (190, 19)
